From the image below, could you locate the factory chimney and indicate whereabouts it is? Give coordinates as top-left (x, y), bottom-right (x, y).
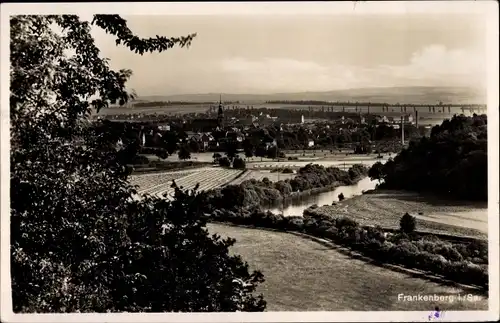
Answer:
top-left (401, 115), bottom-right (405, 145)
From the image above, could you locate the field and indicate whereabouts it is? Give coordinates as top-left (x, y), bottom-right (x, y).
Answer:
top-left (129, 169), bottom-right (201, 194)
top-left (246, 153), bottom-right (388, 170)
top-left (207, 223), bottom-right (487, 311)
top-left (314, 190), bottom-right (488, 239)
top-left (228, 170), bottom-right (296, 185)
top-left (247, 160), bottom-right (381, 171)
top-left (141, 151), bottom-right (386, 171)
top-left (96, 104), bottom-right (212, 116)
top-left (129, 167), bottom-right (244, 198)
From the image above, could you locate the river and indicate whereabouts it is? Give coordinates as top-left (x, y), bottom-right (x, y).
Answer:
top-left (264, 177), bottom-right (378, 217)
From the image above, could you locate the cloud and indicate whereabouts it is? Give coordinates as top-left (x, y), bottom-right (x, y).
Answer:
top-left (383, 45), bottom-right (486, 86)
top-left (219, 45), bottom-right (486, 93)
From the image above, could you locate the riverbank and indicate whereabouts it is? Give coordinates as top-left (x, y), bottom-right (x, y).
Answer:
top-left (248, 175), bottom-right (367, 209)
top-left (264, 177), bottom-right (377, 216)
top-left (311, 190), bottom-right (488, 239)
top-left (206, 164), bottom-right (369, 211)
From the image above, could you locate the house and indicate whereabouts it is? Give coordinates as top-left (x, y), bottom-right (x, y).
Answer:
top-left (185, 132), bottom-right (216, 151)
top-left (185, 131), bottom-right (197, 140)
top-left (308, 140), bottom-right (315, 147)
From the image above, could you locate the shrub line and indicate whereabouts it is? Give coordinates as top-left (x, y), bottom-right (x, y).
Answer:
top-left (210, 220), bottom-right (488, 295)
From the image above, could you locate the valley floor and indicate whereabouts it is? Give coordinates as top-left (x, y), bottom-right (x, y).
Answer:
top-left (207, 223), bottom-right (488, 311)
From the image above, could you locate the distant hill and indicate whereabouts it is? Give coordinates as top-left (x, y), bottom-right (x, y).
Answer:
top-left (138, 86), bottom-right (486, 105)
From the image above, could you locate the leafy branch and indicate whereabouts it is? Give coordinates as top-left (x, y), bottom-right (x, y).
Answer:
top-left (91, 14), bottom-right (197, 55)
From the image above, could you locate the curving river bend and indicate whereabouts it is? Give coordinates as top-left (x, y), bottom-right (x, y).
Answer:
top-left (264, 177), bottom-right (378, 217)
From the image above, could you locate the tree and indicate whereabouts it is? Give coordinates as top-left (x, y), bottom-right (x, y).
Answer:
top-left (266, 146), bottom-right (278, 159)
top-left (188, 139), bottom-right (201, 153)
top-left (400, 213), bottom-right (417, 234)
top-left (243, 139), bottom-right (254, 160)
top-left (368, 161), bottom-right (384, 183)
top-left (218, 156), bottom-right (231, 168)
top-left (225, 140), bottom-right (238, 161)
top-left (160, 130), bottom-right (180, 155)
top-left (178, 145), bottom-right (191, 161)
top-left (10, 14), bottom-right (265, 313)
top-left (255, 145), bottom-right (267, 162)
top-left (244, 148), bottom-right (254, 160)
top-left (378, 114), bottom-right (487, 201)
top-left (155, 148), bottom-right (169, 160)
top-left (232, 157), bottom-right (246, 169)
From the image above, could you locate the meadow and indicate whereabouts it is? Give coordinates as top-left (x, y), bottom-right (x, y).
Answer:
top-left (129, 169), bottom-right (201, 194)
top-left (207, 223), bottom-right (488, 311)
top-left (312, 190), bottom-right (488, 239)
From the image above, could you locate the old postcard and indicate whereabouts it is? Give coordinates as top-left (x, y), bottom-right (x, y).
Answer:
top-left (1, 1), bottom-right (498, 322)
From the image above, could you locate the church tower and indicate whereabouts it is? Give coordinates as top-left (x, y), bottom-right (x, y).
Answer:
top-left (217, 94), bottom-right (224, 128)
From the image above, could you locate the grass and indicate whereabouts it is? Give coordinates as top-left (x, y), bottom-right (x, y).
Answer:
top-left (313, 190), bottom-right (488, 239)
top-left (207, 223), bottom-right (488, 311)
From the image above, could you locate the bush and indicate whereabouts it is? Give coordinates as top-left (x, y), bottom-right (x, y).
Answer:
top-left (233, 157), bottom-right (246, 169)
top-left (212, 152), bottom-right (222, 163)
top-left (210, 207), bottom-right (488, 289)
top-left (400, 213), bottom-right (416, 234)
top-left (338, 192), bottom-right (345, 201)
top-left (334, 216), bottom-right (359, 230)
top-left (282, 216), bottom-right (304, 231)
top-left (132, 155), bottom-right (149, 165)
top-left (218, 156), bottom-right (231, 167)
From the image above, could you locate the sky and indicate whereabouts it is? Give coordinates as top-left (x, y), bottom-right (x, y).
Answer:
top-left (89, 12), bottom-right (488, 96)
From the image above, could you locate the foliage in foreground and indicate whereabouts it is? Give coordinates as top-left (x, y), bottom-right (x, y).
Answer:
top-left (10, 14), bottom-right (265, 312)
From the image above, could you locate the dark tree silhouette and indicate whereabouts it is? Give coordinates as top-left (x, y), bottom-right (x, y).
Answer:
top-left (370, 114), bottom-right (487, 201)
top-left (368, 161), bottom-right (384, 183)
top-left (218, 157), bottom-right (231, 168)
top-left (225, 140), bottom-right (238, 161)
top-left (266, 146), bottom-right (278, 159)
top-left (178, 145), bottom-right (191, 160)
top-left (400, 213), bottom-right (417, 234)
top-left (233, 157), bottom-right (246, 169)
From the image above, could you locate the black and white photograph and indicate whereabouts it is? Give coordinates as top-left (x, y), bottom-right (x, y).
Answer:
top-left (1, 1), bottom-right (499, 322)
